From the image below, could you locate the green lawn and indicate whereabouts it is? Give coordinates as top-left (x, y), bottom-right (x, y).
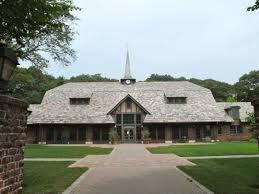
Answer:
top-left (25, 144), bottom-right (113, 158)
top-left (179, 158), bottom-right (259, 194)
top-left (147, 142), bottom-right (259, 156)
top-left (23, 161), bottom-right (87, 194)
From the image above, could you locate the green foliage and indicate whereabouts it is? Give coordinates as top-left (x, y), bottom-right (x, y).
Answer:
top-left (246, 113), bottom-right (256, 137)
top-left (146, 74), bottom-right (187, 82)
top-left (190, 78), bottom-right (233, 102)
top-left (146, 74), bottom-right (234, 102)
top-left (234, 70), bottom-right (259, 102)
top-left (9, 67), bottom-right (258, 104)
top-left (248, 0), bottom-right (259, 11)
top-left (109, 130), bottom-right (119, 141)
top-left (9, 67), bottom-right (117, 104)
top-left (226, 96), bottom-right (237, 103)
top-left (142, 129), bottom-right (150, 140)
top-left (0, 0), bottom-right (80, 68)
top-left (9, 67), bottom-right (63, 104)
top-left (69, 74), bottom-right (118, 82)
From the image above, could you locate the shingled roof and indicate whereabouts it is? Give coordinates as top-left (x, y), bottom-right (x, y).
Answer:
top-left (27, 81), bottom-right (253, 124)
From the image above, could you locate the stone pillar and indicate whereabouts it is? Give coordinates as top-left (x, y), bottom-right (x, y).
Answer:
top-left (252, 99), bottom-right (259, 137)
top-left (85, 127), bottom-right (93, 144)
top-left (0, 95), bottom-right (28, 193)
top-left (165, 125), bottom-right (172, 143)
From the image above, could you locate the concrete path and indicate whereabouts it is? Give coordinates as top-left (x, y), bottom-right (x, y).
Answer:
top-left (185, 154), bottom-right (259, 160)
top-left (65, 144), bottom-right (211, 194)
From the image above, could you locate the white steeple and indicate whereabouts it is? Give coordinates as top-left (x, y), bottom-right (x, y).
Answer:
top-left (124, 49), bottom-right (132, 79)
top-left (120, 48), bottom-right (136, 85)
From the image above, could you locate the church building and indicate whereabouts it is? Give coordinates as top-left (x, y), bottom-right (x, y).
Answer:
top-left (27, 51), bottom-right (254, 144)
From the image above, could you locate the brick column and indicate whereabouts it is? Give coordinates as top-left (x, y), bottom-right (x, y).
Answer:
top-left (0, 95), bottom-right (28, 193)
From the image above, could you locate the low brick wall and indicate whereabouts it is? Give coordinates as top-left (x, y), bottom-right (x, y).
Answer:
top-left (0, 95), bottom-right (28, 194)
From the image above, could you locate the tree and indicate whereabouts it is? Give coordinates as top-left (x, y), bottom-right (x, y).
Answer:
top-left (248, 0), bottom-right (259, 11)
top-left (246, 113), bottom-right (256, 138)
top-left (146, 74), bottom-right (186, 82)
top-left (146, 74), bottom-right (233, 102)
top-left (226, 96), bottom-right (237, 103)
top-left (0, 0), bottom-right (80, 68)
top-left (69, 74), bottom-right (118, 82)
top-left (234, 70), bottom-right (259, 102)
top-left (9, 67), bottom-right (61, 103)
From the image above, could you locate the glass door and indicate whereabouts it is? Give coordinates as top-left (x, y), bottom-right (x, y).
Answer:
top-left (123, 127), bottom-right (135, 143)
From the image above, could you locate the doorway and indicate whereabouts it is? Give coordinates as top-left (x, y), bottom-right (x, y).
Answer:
top-left (122, 126), bottom-right (136, 143)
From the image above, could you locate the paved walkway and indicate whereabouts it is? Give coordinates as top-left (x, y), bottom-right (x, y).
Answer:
top-left (64, 144), bottom-right (211, 194)
top-left (185, 154), bottom-right (259, 160)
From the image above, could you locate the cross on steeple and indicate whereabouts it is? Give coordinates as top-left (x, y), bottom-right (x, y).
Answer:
top-left (120, 48), bottom-right (136, 85)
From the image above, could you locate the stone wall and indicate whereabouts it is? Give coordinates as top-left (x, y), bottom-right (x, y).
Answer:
top-left (0, 95), bottom-right (28, 194)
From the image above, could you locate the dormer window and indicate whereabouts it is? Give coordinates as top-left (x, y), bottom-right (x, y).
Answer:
top-left (167, 97), bottom-right (187, 104)
top-left (70, 98), bottom-right (90, 105)
top-left (225, 106), bottom-right (240, 120)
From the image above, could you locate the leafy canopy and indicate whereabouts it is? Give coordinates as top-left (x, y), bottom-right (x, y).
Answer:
top-left (248, 0), bottom-right (259, 11)
top-left (0, 0), bottom-right (80, 68)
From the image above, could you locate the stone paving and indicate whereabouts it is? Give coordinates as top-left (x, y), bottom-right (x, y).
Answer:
top-left (65, 144), bottom-right (211, 194)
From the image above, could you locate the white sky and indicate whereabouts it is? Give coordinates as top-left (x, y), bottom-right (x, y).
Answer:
top-left (24, 0), bottom-right (259, 83)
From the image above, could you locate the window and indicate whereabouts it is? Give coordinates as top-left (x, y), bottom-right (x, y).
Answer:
top-left (70, 128), bottom-right (77, 141)
top-left (230, 125), bottom-right (243, 134)
top-left (196, 125), bottom-right (210, 139)
top-left (157, 127), bottom-right (165, 139)
top-left (123, 114), bottom-right (134, 124)
top-left (180, 127), bottom-right (188, 139)
top-left (116, 114), bottom-right (122, 124)
top-left (167, 97), bottom-right (187, 104)
top-left (136, 114), bottom-right (141, 124)
top-left (46, 128), bottom-right (54, 141)
top-left (126, 99), bottom-right (132, 109)
top-left (218, 127), bottom-right (222, 135)
top-left (226, 106), bottom-right (240, 120)
top-left (78, 128), bottom-right (86, 141)
top-left (70, 98), bottom-right (90, 105)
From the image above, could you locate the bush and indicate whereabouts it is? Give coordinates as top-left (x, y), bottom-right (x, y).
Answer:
top-left (109, 130), bottom-right (119, 141)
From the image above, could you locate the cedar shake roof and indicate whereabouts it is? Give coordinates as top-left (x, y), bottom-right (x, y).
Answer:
top-left (27, 81), bottom-right (254, 124)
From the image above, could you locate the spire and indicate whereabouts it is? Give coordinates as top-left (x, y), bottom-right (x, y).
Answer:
top-left (124, 49), bottom-right (132, 79)
top-left (120, 48), bottom-right (136, 85)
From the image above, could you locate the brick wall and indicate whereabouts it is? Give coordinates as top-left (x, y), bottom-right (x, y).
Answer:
top-left (0, 95), bottom-right (28, 194)
top-left (217, 124), bottom-right (251, 141)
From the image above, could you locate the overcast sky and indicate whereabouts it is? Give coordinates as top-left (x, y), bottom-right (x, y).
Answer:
top-left (31, 0), bottom-right (259, 83)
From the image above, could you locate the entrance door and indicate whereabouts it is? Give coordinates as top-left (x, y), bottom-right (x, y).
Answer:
top-left (123, 127), bottom-right (135, 143)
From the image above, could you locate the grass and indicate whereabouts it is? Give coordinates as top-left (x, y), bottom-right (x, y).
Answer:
top-left (23, 161), bottom-right (87, 194)
top-left (25, 144), bottom-right (113, 158)
top-left (147, 142), bottom-right (259, 156)
top-left (178, 158), bottom-right (259, 194)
